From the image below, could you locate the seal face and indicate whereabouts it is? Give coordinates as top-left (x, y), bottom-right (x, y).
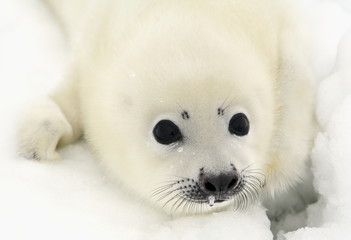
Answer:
top-left (144, 87), bottom-right (269, 213)
top-left (151, 109), bottom-right (263, 211)
top-left (18, 0), bottom-right (316, 215)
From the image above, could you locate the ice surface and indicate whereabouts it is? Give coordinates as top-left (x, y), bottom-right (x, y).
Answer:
top-left (1, 0), bottom-right (351, 239)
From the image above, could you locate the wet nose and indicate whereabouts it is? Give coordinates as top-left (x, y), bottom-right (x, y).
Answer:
top-left (201, 173), bottom-right (239, 193)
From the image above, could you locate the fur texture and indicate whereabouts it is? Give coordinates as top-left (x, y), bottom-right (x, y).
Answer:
top-left (18, 0), bottom-right (316, 214)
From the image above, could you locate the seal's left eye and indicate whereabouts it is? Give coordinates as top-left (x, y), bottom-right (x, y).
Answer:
top-left (229, 113), bottom-right (250, 136)
top-left (153, 120), bottom-right (182, 145)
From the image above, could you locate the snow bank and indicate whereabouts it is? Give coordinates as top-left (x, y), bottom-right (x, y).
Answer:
top-left (0, 0), bottom-right (351, 239)
top-left (283, 2), bottom-right (351, 239)
top-left (285, 29), bottom-right (351, 240)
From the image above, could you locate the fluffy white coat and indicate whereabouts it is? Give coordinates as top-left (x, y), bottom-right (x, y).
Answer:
top-left (18, 0), bottom-right (316, 214)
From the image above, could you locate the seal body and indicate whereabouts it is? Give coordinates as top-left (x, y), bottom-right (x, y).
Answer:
top-left (18, 0), bottom-right (316, 214)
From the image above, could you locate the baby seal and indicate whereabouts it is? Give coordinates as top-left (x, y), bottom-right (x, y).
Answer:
top-left (18, 0), bottom-right (316, 214)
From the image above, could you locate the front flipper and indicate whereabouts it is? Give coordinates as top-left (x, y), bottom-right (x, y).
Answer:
top-left (18, 79), bottom-right (82, 161)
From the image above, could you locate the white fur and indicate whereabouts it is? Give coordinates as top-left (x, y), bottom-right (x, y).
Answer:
top-left (18, 0), bottom-right (316, 214)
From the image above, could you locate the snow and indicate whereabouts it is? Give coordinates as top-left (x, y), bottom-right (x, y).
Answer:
top-left (284, 29), bottom-right (351, 240)
top-left (1, 0), bottom-right (351, 239)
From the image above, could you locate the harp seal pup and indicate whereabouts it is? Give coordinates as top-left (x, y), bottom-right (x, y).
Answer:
top-left (18, 0), bottom-right (316, 214)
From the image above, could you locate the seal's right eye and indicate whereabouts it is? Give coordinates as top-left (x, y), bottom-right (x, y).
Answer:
top-left (153, 120), bottom-right (182, 145)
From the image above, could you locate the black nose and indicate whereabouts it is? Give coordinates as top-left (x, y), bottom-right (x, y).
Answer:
top-left (201, 173), bottom-right (239, 193)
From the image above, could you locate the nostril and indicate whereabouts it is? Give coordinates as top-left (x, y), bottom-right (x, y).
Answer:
top-left (227, 177), bottom-right (238, 190)
top-left (204, 182), bottom-right (217, 192)
top-left (200, 173), bottom-right (240, 193)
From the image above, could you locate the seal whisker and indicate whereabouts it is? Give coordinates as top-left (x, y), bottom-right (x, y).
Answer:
top-left (173, 196), bottom-right (187, 213)
top-left (155, 188), bottom-right (178, 202)
top-left (183, 199), bottom-right (192, 213)
top-left (162, 193), bottom-right (183, 208)
top-left (151, 184), bottom-right (175, 197)
top-left (241, 163), bottom-right (260, 172)
top-left (151, 163), bottom-right (266, 214)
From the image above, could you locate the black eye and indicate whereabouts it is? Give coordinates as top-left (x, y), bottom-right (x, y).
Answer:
top-left (153, 120), bottom-right (182, 144)
top-left (229, 113), bottom-right (250, 136)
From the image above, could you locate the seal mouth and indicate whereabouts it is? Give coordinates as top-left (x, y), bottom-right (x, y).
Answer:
top-left (207, 198), bottom-right (226, 207)
top-left (151, 168), bottom-right (265, 213)
top-left (206, 189), bottom-right (242, 207)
